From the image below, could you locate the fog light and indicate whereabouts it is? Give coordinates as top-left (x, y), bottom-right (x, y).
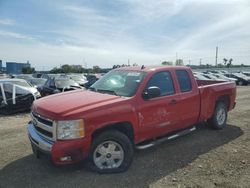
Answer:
top-left (60, 156), bottom-right (72, 162)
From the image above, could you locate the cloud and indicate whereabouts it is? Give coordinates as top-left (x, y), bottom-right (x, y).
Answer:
top-left (0, 0), bottom-right (250, 68)
top-left (0, 40), bottom-right (164, 71)
top-left (0, 19), bottom-right (15, 25)
top-left (126, 0), bottom-right (186, 21)
top-left (0, 30), bottom-right (35, 40)
top-left (63, 5), bottom-right (113, 24)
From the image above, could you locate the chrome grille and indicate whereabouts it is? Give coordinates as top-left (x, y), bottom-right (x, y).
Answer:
top-left (31, 112), bottom-right (55, 142)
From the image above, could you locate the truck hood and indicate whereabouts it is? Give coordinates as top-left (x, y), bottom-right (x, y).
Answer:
top-left (32, 90), bottom-right (124, 119)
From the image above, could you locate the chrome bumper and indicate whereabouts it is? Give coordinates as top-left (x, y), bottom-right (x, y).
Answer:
top-left (27, 123), bottom-right (53, 153)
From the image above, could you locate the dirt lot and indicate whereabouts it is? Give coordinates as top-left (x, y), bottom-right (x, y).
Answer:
top-left (0, 86), bottom-right (249, 188)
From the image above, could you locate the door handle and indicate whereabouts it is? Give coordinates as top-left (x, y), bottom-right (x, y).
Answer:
top-left (169, 99), bottom-right (177, 104)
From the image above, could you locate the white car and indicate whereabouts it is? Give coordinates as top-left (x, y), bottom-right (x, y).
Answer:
top-left (201, 73), bottom-right (225, 81)
top-left (0, 79), bottom-right (41, 114)
top-left (212, 73), bottom-right (237, 82)
top-left (193, 72), bottom-right (211, 81)
top-left (0, 79), bottom-right (41, 98)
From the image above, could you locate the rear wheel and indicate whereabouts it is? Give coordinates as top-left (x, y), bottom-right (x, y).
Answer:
top-left (89, 130), bottom-right (133, 173)
top-left (209, 102), bottom-right (228, 129)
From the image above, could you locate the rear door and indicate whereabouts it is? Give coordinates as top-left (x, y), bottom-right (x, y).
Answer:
top-left (137, 71), bottom-right (181, 139)
top-left (175, 70), bottom-right (200, 128)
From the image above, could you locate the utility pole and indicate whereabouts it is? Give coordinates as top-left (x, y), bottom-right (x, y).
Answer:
top-left (199, 58), bottom-right (202, 66)
top-left (83, 58), bottom-right (87, 68)
top-left (128, 59), bottom-right (130, 66)
top-left (215, 46), bottom-right (218, 67)
top-left (176, 52), bottom-right (178, 63)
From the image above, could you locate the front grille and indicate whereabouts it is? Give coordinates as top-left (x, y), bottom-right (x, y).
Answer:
top-left (34, 126), bottom-right (53, 138)
top-left (31, 112), bottom-right (54, 141)
top-left (32, 112), bottom-right (53, 127)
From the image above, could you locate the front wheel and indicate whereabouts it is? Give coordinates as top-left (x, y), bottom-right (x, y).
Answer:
top-left (208, 102), bottom-right (228, 129)
top-left (89, 130), bottom-right (134, 173)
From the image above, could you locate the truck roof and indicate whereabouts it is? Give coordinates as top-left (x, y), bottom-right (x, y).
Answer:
top-left (116, 66), bottom-right (190, 73)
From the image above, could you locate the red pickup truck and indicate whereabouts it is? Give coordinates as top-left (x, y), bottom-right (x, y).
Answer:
top-left (27, 66), bottom-right (236, 173)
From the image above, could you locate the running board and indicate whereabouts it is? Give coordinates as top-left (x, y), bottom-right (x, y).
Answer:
top-left (136, 126), bottom-right (196, 150)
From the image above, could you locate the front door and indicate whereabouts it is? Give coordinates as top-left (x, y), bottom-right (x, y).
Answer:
top-left (137, 71), bottom-right (181, 140)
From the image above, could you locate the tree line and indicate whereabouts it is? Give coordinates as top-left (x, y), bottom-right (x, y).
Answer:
top-left (22, 60), bottom-right (250, 74)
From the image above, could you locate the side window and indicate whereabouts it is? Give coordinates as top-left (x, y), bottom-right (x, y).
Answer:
top-left (3, 83), bottom-right (13, 100)
top-left (48, 79), bottom-right (55, 87)
top-left (44, 79), bottom-right (50, 87)
top-left (176, 70), bottom-right (192, 92)
top-left (146, 71), bottom-right (175, 96)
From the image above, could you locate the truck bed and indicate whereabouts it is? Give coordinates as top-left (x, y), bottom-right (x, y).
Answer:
top-left (197, 80), bottom-right (236, 122)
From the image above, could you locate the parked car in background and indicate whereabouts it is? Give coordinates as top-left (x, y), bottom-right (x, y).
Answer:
top-left (38, 77), bottom-right (83, 96)
top-left (199, 73), bottom-right (225, 81)
top-left (0, 74), bottom-right (11, 79)
top-left (212, 73), bottom-right (237, 82)
top-left (242, 71), bottom-right (250, 77)
top-left (84, 74), bottom-right (99, 88)
top-left (64, 74), bottom-right (88, 87)
top-left (0, 79), bottom-right (41, 98)
top-left (224, 73), bottom-right (250, 86)
top-left (12, 74), bottom-right (33, 81)
top-left (32, 73), bottom-right (43, 78)
top-left (41, 74), bottom-right (60, 80)
top-left (193, 72), bottom-right (211, 81)
top-left (220, 70), bottom-right (229, 74)
top-left (0, 79), bottom-right (40, 114)
top-left (27, 78), bottom-right (47, 88)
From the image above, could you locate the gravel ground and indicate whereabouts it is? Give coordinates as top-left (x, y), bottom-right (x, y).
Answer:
top-left (0, 86), bottom-right (249, 188)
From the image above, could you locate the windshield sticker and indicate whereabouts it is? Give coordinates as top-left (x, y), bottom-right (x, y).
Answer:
top-left (127, 72), bottom-right (141, 76)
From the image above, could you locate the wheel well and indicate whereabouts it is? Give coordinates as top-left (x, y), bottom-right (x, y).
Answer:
top-left (217, 95), bottom-right (230, 110)
top-left (92, 122), bottom-right (134, 143)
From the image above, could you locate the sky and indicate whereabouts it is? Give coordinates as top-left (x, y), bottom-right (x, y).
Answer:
top-left (0, 0), bottom-right (250, 70)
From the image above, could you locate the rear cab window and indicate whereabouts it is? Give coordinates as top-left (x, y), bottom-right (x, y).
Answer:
top-left (176, 70), bottom-right (192, 92)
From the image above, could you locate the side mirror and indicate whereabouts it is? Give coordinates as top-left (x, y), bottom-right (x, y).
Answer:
top-left (142, 86), bottom-right (161, 99)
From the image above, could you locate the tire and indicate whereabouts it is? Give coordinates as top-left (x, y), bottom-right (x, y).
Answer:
top-left (88, 130), bottom-right (134, 173)
top-left (208, 102), bottom-right (228, 129)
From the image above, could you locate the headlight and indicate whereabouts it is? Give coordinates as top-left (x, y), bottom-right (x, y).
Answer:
top-left (57, 119), bottom-right (85, 140)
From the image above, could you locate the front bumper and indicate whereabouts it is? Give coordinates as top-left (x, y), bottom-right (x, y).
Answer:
top-left (27, 123), bottom-right (52, 153)
top-left (27, 123), bottom-right (91, 165)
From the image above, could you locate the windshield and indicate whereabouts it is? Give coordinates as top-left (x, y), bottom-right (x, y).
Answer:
top-left (29, 79), bottom-right (46, 86)
top-left (90, 70), bottom-right (146, 97)
top-left (9, 80), bottom-right (32, 88)
top-left (70, 75), bottom-right (87, 82)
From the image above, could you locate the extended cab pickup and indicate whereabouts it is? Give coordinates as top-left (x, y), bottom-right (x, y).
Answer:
top-left (27, 66), bottom-right (236, 173)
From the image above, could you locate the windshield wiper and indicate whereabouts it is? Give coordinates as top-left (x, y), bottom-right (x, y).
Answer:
top-left (96, 89), bottom-right (118, 96)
